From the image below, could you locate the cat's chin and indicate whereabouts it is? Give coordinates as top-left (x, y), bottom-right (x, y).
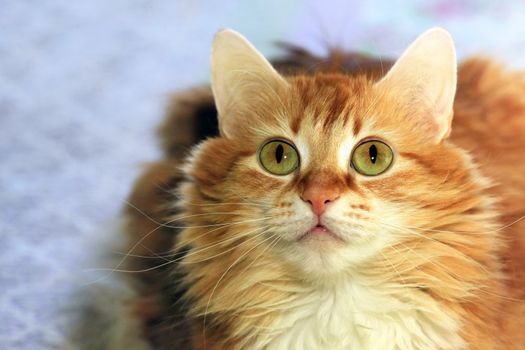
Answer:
top-left (281, 225), bottom-right (351, 276)
top-left (281, 224), bottom-right (384, 277)
top-left (286, 242), bottom-right (355, 278)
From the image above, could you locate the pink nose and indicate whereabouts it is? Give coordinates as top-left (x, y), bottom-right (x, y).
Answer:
top-left (301, 184), bottom-right (341, 216)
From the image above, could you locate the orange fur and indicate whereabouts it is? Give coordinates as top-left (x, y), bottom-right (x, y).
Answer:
top-left (123, 41), bottom-right (525, 349)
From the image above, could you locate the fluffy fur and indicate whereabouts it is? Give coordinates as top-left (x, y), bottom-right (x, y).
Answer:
top-left (122, 29), bottom-right (525, 349)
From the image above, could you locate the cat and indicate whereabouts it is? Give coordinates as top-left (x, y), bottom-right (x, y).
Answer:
top-left (121, 28), bottom-right (525, 349)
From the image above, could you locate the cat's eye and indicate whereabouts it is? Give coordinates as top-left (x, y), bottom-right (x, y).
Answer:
top-left (351, 140), bottom-right (394, 176)
top-left (258, 139), bottom-right (299, 175)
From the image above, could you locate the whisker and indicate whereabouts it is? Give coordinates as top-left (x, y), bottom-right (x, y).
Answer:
top-left (375, 213), bottom-right (525, 236)
top-left (170, 217), bottom-right (271, 252)
top-left (137, 243), bottom-right (172, 262)
top-left (123, 199), bottom-right (270, 229)
top-left (125, 199), bottom-right (246, 225)
top-left (392, 241), bottom-right (524, 302)
top-left (391, 240), bottom-right (466, 281)
top-left (202, 229), bottom-right (276, 340)
top-left (494, 214), bottom-right (525, 231)
top-left (123, 199), bottom-right (165, 226)
top-left (111, 251), bottom-right (166, 259)
top-left (179, 226), bottom-right (270, 265)
top-left (380, 249), bottom-right (407, 282)
top-left (377, 220), bottom-right (492, 274)
top-left (91, 226), bottom-right (270, 273)
top-left (161, 216), bottom-right (270, 230)
top-left (118, 217), bottom-right (271, 259)
top-left (87, 209), bottom-right (269, 284)
top-left (153, 184), bottom-right (270, 208)
top-left (374, 220), bottom-right (525, 301)
top-left (236, 234), bottom-right (280, 278)
top-left (172, 195), bottom-right (270, 208)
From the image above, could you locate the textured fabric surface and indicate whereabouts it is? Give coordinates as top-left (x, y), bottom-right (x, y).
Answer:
top-left (1, 1), bottom-right (525, 348)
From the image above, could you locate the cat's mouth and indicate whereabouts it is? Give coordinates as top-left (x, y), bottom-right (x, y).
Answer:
top-left (298, 224), bottom-right (344, 243)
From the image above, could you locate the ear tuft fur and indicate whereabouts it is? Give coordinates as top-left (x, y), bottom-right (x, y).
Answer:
top-left (211, 29), bottom-right (288, 139)
top-left (376, 27), bottom-right (457, 143)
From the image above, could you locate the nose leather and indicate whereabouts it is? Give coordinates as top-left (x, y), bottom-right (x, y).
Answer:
top-left (301, 182), bottom-right (341, 215)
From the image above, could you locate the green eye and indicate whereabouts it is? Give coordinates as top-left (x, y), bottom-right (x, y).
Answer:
top-left (351, 140), bottom-right (394, 176)
top-left (258, 139), bottom-right (299, 175)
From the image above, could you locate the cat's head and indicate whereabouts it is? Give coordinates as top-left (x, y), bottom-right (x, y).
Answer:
top-left (185, 28), bottom-right (482, 279)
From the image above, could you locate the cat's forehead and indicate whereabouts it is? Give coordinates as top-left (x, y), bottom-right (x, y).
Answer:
top-left (280, 74), bottom-right (380, 169)
top-left (285, 74), bottom-right (379, 134)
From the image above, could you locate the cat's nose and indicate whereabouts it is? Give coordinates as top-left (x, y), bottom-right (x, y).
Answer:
top-left (301, 185), bottom-right (341, 216)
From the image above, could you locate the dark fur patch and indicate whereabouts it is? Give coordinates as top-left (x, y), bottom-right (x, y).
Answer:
top-left (195, 102), bottom-right (220, 141)
top-left (353, 117), bottom-right (362, 136)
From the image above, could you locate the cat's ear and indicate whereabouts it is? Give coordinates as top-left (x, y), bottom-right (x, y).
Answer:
top-left (375, 28), bottom-right (457, 143)
top-left (211, 29), bottom-right (288, 138)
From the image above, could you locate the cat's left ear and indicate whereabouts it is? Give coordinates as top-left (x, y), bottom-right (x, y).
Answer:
top-left (211, 29), bottom-right (288, 139)
top-left (375, 28), bottom-right (457, 143)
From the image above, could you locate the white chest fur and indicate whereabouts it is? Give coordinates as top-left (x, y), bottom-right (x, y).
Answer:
top-left (260, 278), bottom-right (465, 350)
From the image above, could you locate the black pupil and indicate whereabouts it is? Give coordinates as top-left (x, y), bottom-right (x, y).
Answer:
top-left (275, 144), bottom-right (284, 163)
top-left (369, 144), bottom-right (377, 164)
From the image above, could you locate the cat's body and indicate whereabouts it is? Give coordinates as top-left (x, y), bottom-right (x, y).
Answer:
top-left (123, 30), bottom-right (525, 349)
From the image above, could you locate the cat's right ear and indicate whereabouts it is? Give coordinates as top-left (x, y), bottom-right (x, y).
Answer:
top-left (211, 29), bottom-right (288, 139)
top-left (375, 28), bottom-right (457, 144)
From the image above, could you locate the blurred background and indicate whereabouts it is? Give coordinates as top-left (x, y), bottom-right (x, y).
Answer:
top-left (2, 0), bottom-right (525, 348)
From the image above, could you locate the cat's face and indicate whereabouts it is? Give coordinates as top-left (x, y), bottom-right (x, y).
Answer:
top-left (238, 80), bottom-right (405, 274)
top-left (227, 85), bottom-right (402, 274)
top-left (189, 29), bottom-right (466, 277)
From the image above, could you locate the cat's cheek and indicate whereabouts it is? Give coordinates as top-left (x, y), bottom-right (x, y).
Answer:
top-left (228, 158), bottom-right (292, 200)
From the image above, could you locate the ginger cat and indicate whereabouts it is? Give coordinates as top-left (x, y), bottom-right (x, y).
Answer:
top-left (122, 28), bottom-right (525, 349)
